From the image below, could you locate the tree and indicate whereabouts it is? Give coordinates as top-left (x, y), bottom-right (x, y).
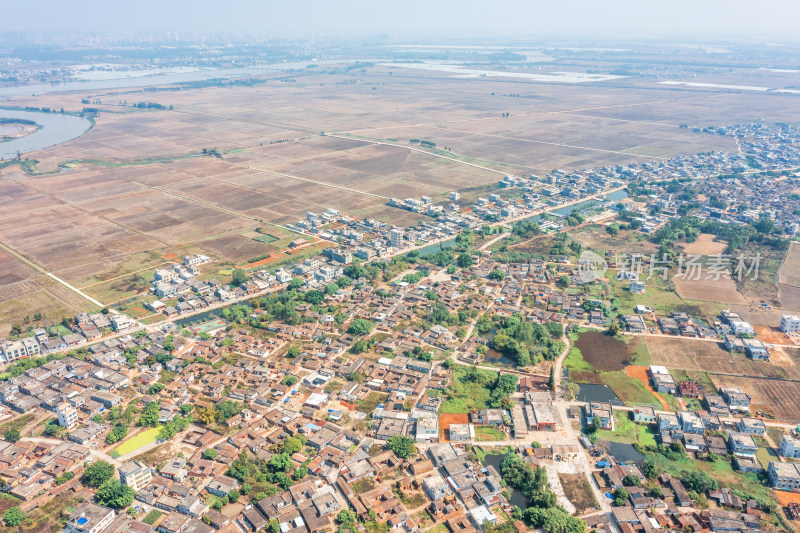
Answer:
top-left (337, 510), bottom-right (356, 527)
top-left (96, 479), bottom-right (135, 509)
top-left (105, 425), bottom-right (128, 445)
top-left (281, 376), bottom-right (298, 386)
top-left (641, 460), bottom-right (658, 479)
top-left (138, 402), bottom-right (160, 427)
top-left (10, 324), bottom-right (22, 336)
top-left (282, 435), bottom-right (305, 455)
top-left (488, 269), bottom-right (505, 281)
top-left (548, 367), bottom-right (555, 391)
top-left (231, 268), bottom-right (247, 287)
top-left (457, 253), bottom-right (473, 268)
top-left (227, 489), bottom-right (240, 503)
top-left (268, 453), bottom-right (292, 473)
top-left (613, 488), bottom-right (629, 507)
top-left (82, 461), bottom-right (115, 488)
top-left (215, 400), bottom-right (244, 422)
top-left (196, 406), bottom-right (217, 425)
top-left (305, 290), bottom-right (324, 304)
top-left (147, 383), bottom-right (165, 395)
top-left (203, 449), bottom-right (219, 460)
top-left (3, 427), bottom-right (20, 443)
top-left (524, 507), bottom-right (585, 533)
top-left (3, 507), bottom-right (25, 526)
top-left (557, 275), bottom-right (571, 288)
top-left (348, 318), bottom-right (374, 336)
top-left (292, 466), bottom-right (308, 481)
top-left (386, 436), bottom-right (416, 459)
top-left (289, 278), bottom-right (304, 289)
top-left (546, 321), bottom-right (563, 339)
top-left (649, 486), bottom-right (663, 498)
top-left (682, 471), bottom-right (718, 493)
top-left (287, 344), bottom-right (300, 358)
top-left (622, 475), bottom-right (641, 487)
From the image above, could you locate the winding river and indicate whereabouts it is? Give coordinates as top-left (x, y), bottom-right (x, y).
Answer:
top-left (0, 61), bottom-right (353, 161)
top-left (0, 109), bottom-right (92, 161)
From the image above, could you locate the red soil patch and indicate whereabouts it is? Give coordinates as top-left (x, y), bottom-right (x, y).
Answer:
top-left (754, 325), bottom-right (792, 344)
top-left (775, 490), bottom-right (800, 506)
top-left (438, 413), bottom-right (469, 442)
top-left (625, 365), bottom-right (670, 410)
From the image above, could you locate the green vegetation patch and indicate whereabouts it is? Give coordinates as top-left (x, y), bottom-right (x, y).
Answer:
top-left (253, 234), bottom-right (278, 244)
top-left (597, 411), bottom-right (657, 447)
top-left (142, 510), bottom-right (163, 525)
top-left (440, 366), bottom-right (516, 414)
top-left (112, 426), bottom-right (162, 456)
top-left (475, 426), bottom-right (505, 441)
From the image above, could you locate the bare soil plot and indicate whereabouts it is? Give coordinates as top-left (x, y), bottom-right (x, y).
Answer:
top-left (645, 336), bottom-right (795, 379)
top-left (778, 284), bottom-right (800, 312)
top-left (558, 473), bottom-right (599, 514)
top-left (711, 374), bottom-right (800, 423)
top-left (778, 242), bottom-right (800, 287)
top-left (438, 413), bottom-right (469, 442)
top-left (575, 331), bottom-right (629, 371)
top-left (672, 275), bottom-right (749, 305)
top-left (754, 325), bottom-right (793, 345)
top-left (680, 234), bottom-right (727, 255)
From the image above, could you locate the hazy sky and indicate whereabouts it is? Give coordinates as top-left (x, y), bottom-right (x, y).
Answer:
top-left (4, 0), bottom-right (800, 39)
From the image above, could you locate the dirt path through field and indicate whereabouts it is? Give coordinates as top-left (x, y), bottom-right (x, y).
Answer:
top-left (625, 365), bottom-right (670, 410)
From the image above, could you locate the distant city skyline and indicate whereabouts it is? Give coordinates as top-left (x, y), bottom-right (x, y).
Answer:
top-left (3, 0), bottom-right (800, 40)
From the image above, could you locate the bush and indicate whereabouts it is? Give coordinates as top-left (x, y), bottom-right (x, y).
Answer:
top-left (3, 428), bottom-right (19, 443)
top-left (3, 507), bottom-right (25, 526)
top-left (203, 449), bottom-right (218, 460)
top-left (386, 436), bottom-right (416, 459)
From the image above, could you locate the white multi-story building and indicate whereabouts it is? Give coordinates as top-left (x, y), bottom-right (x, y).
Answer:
top-left (111, 315), bottom-right (134, 332)
top-left (780, 435), bottom-right (800, 459)
top-left (781, 315), bottom-right (800, 334)
top-left (450, 192), bottom-right (460, 201)
top-left (768, 461), bottom-right (800, 491)
top-left (0, 337), bottom-right (40, 363)
top-left (390, 228), bottom-right (403, 248)
top-left (119, 460), bottom-right (154, 492)
top-left (56, 403), bottom-right (79, 429)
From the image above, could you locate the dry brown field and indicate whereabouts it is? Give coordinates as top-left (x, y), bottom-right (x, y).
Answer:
top-left (645, 336), bottom-right (796, 379)
top-left (711, 374), bottom-right (800, 423)
top-left (777, 242), bottom-right (800, 310)
top-left (1, 63), bottom-right (799, 326)
top-left (680, 234), bottom-right (727, 255)
top-left (672, 275), bottom-right (749, 305)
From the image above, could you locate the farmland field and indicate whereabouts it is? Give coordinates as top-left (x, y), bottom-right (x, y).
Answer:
top-left (645, 336), bottom-right (795, 379)
top-left (711, 375), bottom-right (800, 423)
top-left (777, 242), bottom-right (800, 310)
top-left (1, 61), bottom-right (799, 329)
top-left (679, 233), bottom-right (727, 256)
top-left (574, 331), bottom-right (629, 371)
top-left (672, 275), bottom-right (748, 305)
